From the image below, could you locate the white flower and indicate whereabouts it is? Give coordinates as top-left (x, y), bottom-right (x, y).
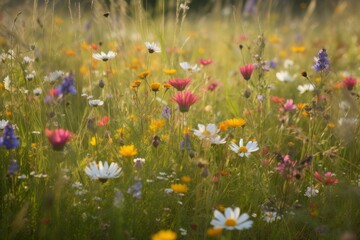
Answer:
top-left (338, 117), bottom-right (358, 127)
top-left (45, 70), bottom-right (64, 83)
top-left (84, 161), bottom-right (121, 182)
top-left (263, 211), bottom-right (281, 223)
top-left (179, 228), bottom-right (187, 236)
top-left (92, 51), bottom-right (117, 61)
top-left (297, 84), bottom-right (315, 94)
top-left (283, 59), bottom-right (294, 69)
top-left (210, 207), bottom-right (253, 230)
top-left (179, 3), bottom-right (189, 10)
top-left (276, 70), bottom-right (296, 82)
top-left (193, 123), bottom-right (226, 144)
top-left (88, 99), bottom-right (104, 107)
top-left (229, 139), bottom-right (259, 158)
top-left (23, 56), bottom-right (34, 64)
top-left (304, 186), bottom-right (319, 198)
top-left (3, 75), bottom-right (11, 91)
top-left (0, 119), bottom-right (9, 130)
top-left (145, 42), bottom-right (161, 53)
top-left (180, 62), bottom-right (200, 73)
top-left (133, 158), bottom-right (145, 164)
top-left (33, 88), bottom-right (42, 95)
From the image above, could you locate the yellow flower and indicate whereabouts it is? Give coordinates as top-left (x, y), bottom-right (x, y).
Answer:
top-left (291, 46), bottom-right (306, 53)
top-left (327, 123), bottom-right (336, 128)
top-left (163, 83), bottom-right (171, 89)
top-left (151, 82), bottom-right (161, 92)
top-left (130, 80), bottom-right (142, 89)
top-left (171, 183), bottom-right (188, 193)
top-left (224, 118), bottom-right (246, 128)
top-left (218, 122), bottom-right (228, 131)
top-left (149, 119), bottom-right (165, 133)
top-left (81, 42), bottom-right (89, 50)
top-left (269, 35), bottom-right (282, 44)
top-left (163, 69), bottom-right (177, 75)
top-left (64, 49), bottom-right (76, 56)
top-left (80, 65), bottom-right (90, 75)
top-left (297, 103), bottom-right (307, 110)
top-left (198, 47), bottom-right (205, 54)
top-left (151, 230), bottom-right (177, 240)
top-left (0, 82), bottom-right (4, 89)
top-left (181, 176), bottom-right (191, 183)
top-left (207, 228), bottom-right (223, 237)
top-left (31, 143), bottom-right (37, 148)
top-left (90, 137), bottom-right (103, 146)
top-left (54, 16), bottom-right (64, 25)
top-left (119, 145), bottom-right (138, 157)
top-left (138, 71), bottom-right (151, 79)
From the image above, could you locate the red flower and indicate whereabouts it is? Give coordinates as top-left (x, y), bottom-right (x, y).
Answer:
top-left (45, 128), bottom-right (72, 151)
top-left (168, 78), bottom-right (191, 91)
top-left (314, 171), bottom-right (338, 185)
top-left (98, 116), bottom-right (109, 126)
top-left (205, 82), bottom-right (222, 91)
top-left (198, 59), bottom-right (213, 66)
top-left (271, 96), bottom-right (285, 104)
top-left (240, 64), bottom-right (255, 81)
top-left (171, 91), bottom-right (198, 113)
top-left (342, 76), bottom-right (357, 90)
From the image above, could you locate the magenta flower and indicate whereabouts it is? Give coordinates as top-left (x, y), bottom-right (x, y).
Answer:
top-left (198, 59), bottom-right (213, 66)
top-left (342, 76), bottom-right (357, 90)
top-left (314, 171), bottom-right (338, 185)
top-left (171, 91), bottom-right (198, 112)
top-left (205, 81), bottom-right (222, 91)
top-left (168, 78), bottom-right (191, 91)
top-left (240, 64), bottom-right (255, 81)
top-left (46, 128), bottom-right (72, 151)
top-left (282, 99), bottom-right (297, 112)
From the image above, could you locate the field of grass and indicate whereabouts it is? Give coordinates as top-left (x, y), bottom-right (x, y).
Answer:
top-left (0, 0), bottom-right (359, 239)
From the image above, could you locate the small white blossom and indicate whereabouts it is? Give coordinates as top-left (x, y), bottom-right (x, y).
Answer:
top-left (304, 186), bottom-right (319, 198)
top-left (180, 62), bottom-right (200, 73)
top-left (33, 88), bottom-right (42, 95)
top-left (88, 99), bottom-right (104, 107)
top-left (145, 42), bottom-right (161, 53)
top-left (92, 51), bottom-right (117, 61)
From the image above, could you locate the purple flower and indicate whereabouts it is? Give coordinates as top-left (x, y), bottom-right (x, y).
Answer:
top-left (180, 133), bottom-right (192, 150)
top-left (312, 49), bottom-right (330, 72)
top-left (162, 106), bottom-right (171, 119)
top-left (0, 124), bottom-right (19, 150)
top-left (127, 180), bottom-right (142, 200)
top-left (8, 159), bottom-right (19, 175)
top-left (56, 75), bottom-right (77, 95)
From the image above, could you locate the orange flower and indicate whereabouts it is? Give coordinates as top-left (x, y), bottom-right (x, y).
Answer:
top-left (224, 118), bottom-right (246, 128)
top-left (171, 183), bottom-right (188, 193)
top-left (207, 228), bottom-right (222, 237)
top-left (119, 145), bottom-right (138, 157)
top-left (138, 71), bottom-right (151, 79)
top-left (64, 49), bottom-right (76, 56)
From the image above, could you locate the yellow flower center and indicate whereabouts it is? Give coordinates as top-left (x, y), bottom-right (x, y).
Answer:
top-left (188, 68), bottom-right (192, 71)
top-left (202, 130), bottom-right (211, 136)
top-left (239, 146), bottom-right (248, 153)
top-left (225, 218), bottom-right (237, 227)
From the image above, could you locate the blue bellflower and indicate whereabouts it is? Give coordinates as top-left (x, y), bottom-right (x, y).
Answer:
top-left (312, 49), bottom-right (330, 72)
top-left (56, 75), bottom-right (77, 95)
top-left (0, 124), bottom-right (20, 150)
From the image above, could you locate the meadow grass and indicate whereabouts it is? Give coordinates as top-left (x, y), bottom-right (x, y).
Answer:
top-left (0, 1), bottom-right (359, 239)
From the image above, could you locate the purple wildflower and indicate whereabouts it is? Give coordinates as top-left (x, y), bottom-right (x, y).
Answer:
top-left (0, 124), bottom-right (20, 150)
top-left (56, 75), bottom-right (77, 95)
top-left (312, 49), bottom-right (330, 72)
top-left (127, 180), bottom-right (142, 200)
top-left (162, 106), bottom-right (171, 119)
top-left (8, 159), bottom-right (19, 175)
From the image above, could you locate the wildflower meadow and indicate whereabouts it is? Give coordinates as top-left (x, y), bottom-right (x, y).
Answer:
top-left (1, 0), bottom-right (360, 239)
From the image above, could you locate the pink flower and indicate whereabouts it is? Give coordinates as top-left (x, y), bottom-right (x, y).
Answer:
top-left (314, 171), bottom-right (338, 185)
top-left (98, 116), bottom-right (109, 126)
top-left (342, 76), bottom-right (357, 90)
top-left (171, 91), bottom-right (198, 112)
top-left (198, 59), bottom-right (213, 66)
top-left (240, 64), bottom-right (255, 81)
top-left (168, 78), bottom-right (191, 91)
top-left (45, 128), bottom-right (72, 151)
top-left (282, 99), bottom-right (297, 112)
top-left (205, 82), bottom-right (222, 91)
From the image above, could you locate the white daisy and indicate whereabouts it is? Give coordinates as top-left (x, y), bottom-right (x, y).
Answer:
top-left (3, 75), bottom-right (11, 91)
top-left (229, 138), bottom-right (259, 158)
top-left (193, 123), bottom-right (226, 144)
top-left (92, 51), bottom-right (117, 61)
top-left (180, 62), bottom-right (200, 73)
top-left (33, 88), bottom-right (42, 95)
top-left (88, 99), bottom-right (104, 107)
top-left (145, 42), bottom-right (161, 53)
top-left (23, 56), bottom-right (34, 64)
top-left (304, 186), bottom-right (319, 198)
top-left (45, 70), bottom-right (64, 83)
top-left (297, 84), bottom-right (315, 94)
top-left (276, 70), bottom-right (296, 82)
top-left (0, 119), bottom-right (9, 130)
top-left (263, 211), bottom-right (281, 223)
top-left (283, 59), bottom-right (294, 69)
top-left (210, 207), bottom-right (253, 230)
top-left (84, 161), bottom-right (121, 183)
